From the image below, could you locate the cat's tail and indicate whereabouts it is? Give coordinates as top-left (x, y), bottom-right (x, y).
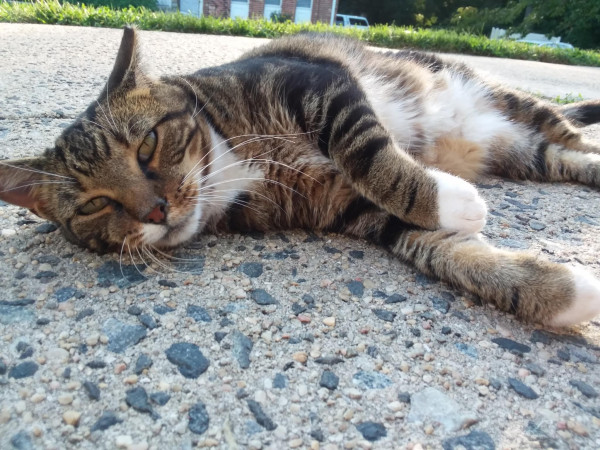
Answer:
top-left (561, 100), bottom-right (600, 127)
top-left (354, 216), bottom-right (600, 326)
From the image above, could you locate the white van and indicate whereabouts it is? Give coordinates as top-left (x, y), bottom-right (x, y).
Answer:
top-left (335, 14), bottom-right (369, 30)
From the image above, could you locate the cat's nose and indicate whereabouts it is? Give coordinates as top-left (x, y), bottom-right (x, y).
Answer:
top-left (145, 200), bottom-right (169, 224)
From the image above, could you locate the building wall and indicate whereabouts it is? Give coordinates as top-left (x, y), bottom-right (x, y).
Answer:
top-left (204, 0), bottom-right (230, 17)
top-left (249, 0), bottom-right (264, 18)
top-left (197, 0), bottom-right (337, 23)
top-left (281, 0), bottom-right (296, 18)
top-left (311, 0), bottom-right (336, 24)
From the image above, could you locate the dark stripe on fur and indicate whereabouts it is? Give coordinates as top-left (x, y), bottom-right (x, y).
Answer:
top-left (326, 197), bottom-right (379, 232)
top-left (318, 87), bottom-right (365, 155)
top-left (403, 178), bottom-right (420, 215)
top-left (332, 105), bottom-right (374, 144)
top-left (348, 136), bottom-right (391, 179)
top-left (533, 141), bottom-right (549, 177)
top-left (509, 288), bottom-right (520, 314)
top-left (378, 216), bottom-right (406, 248)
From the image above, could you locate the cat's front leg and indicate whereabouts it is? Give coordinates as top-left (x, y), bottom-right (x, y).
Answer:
top-left (428, 169), bottom-right (487, 233)
top-left (325, 123), bottom-right (488, 232)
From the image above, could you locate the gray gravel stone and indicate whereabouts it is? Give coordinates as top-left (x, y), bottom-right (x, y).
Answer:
top-left (186, 305), bottom-right (212, 322)
top-left (250, 289), bottom-right (278, 305)
top-left (8, 361), bottom-right (38, 379)
top-left (91, 411), bottom-right (123, 432)
top-left (83, 380), bottom-right (100, 400)
top-left (432, 296), bottom-right (451, 313)
top-left (372, 308), bottom-right (396, 322)
top-left (10, 431), bottom-right (33, 450)
top-left (102, 318), bottom-right (147, 353)
top-left (352, 370), bottom-right (392, 389)
top-left (319, 370), bottom-right (339, 390)
top-left (273, 373), bottom-right (287, 389)
top-left (239, 262), bottom-right (263, 278)
top-left (384, 293), bottom-right (406, 304)
top-left (528, 220), bottom-right (546, 231)
top-left (54, 286), bottom-right (84, 302)
top-left (0, 304), bottom-right (35, 324)
top-left (508, 378), bottom-right (539, 399)
top-left (442, 430), bottom-right (495, 450)
top-left (570, 379), bottom-right (598, 398)
top-left (524, 362), bottom-right (546, 376)
top-left (247, 400), bottom-right (277, 431)
top-left (35, 222), bottom-right (57, 234)
top-left (491, 337), bottom-right (531, 356)
top-left (355, 422), bottom-right (386, 442)
top-left (150, 391), bottom-right (171, 406)
top-left (126, 386), bottom-right (157, 418)
top-left (134, 354), bottom-right (153, 374)
top-left (346, 280), bottom-right (364, 297)
top-left (408, 387), bottom-right (478, 432)
top-left (96, 261), bottom-right (146, 288)
top-left (165, 342), bottom-right (209, 378)
top-left (189, 402), bottom-right (210, 434)
top-left (455, 342), bottom-right (478, 359)
top-left (232, 330), bottom-right (253, 369)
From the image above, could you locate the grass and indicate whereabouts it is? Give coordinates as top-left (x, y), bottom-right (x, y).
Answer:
top-left (2, 0), bottom-right (600, 67)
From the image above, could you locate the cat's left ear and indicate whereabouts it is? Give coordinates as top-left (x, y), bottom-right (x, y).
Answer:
top-left (0, 158), bottom-right (52, 219)
top-left (100, 26), bottom-right (148, 98)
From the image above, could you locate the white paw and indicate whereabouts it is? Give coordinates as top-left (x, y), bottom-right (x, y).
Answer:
top-left (549, 266), bottom-right (600, 327)
top-left (429, 169), bottom-right (487, 233)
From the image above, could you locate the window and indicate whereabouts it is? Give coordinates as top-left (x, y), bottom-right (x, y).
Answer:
top-left (349, 18), bottom-right (368, 26)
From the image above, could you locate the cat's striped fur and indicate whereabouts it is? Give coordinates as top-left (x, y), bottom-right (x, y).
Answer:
top-left (2, 27), bottom-right (600, 326)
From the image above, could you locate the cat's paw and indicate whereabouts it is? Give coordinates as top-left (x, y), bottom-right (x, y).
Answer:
top-left (549, 266), bottom-right (600, 327)
top-left (429, 169), bottom-right (487, 233)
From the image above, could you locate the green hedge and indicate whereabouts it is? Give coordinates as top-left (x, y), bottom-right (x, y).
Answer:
top-left (2, 1), bottom-right (600, 67)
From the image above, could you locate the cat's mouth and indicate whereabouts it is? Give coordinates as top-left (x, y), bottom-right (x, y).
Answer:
top-left (140, 203), bottom-right (202, 249)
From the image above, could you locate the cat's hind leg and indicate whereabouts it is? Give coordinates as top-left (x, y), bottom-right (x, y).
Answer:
top-left (485, 92), bottom-right (600, 186)
top-left (340, 209), bottom-right (600, 325)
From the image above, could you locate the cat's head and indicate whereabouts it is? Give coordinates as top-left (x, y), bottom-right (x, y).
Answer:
top-left (0, 28), bottom-right (207, 253)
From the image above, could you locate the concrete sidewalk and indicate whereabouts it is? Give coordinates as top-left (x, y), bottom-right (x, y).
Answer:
top-left (1, 23), bottom-right (599, 450)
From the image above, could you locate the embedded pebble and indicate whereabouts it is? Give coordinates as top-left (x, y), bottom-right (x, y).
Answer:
top-left (355, 422), bottom-right (386, 442)
top-left (352, 371), bottom-right (392, 389)
top-left (250, 289), bottom-right (278, 305)
top-left (188, 402), bottom-right (210, 435)
top-left (442, 430), bottom-right (495, 450)
top-left (63, 410), bottom-right (81, 426)
top-left (319, 370), bottom-right (339, 391)
top-left (102, 318), bottom-right (147, 353)
top-left (232, 330), bottom-right (253, 369)
top-left (408, 387), bottom-right (478, 432)
top-left (8, 361), bottom-right (38, 379)
top-left (91, 411), bottom-right (123, 431)
top-left (569, 379), bottom-right (598, 398)
top-left (247, 400), bottom-right (277, 431)
top-left (508, 378), bottom-right (539, 399)
top-left (165, 342), bottom-right (210, 378)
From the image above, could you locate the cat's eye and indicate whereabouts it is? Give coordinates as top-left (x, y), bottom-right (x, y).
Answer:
top-left (137, 131), bottom-right (157, 164)
top-left (79, 196), bottom-right (110, 215)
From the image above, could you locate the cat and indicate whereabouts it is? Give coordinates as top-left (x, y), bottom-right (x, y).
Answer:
top-left (2, 27), bottom-right (600, 327)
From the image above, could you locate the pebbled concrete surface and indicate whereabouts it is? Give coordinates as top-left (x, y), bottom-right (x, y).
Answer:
top-left (1, 23), bottom-right (600, 450)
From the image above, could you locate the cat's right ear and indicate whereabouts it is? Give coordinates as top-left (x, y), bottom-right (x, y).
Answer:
top-left (100, 26), bottom-right (147, 98)
top-left (0, 158), bottom-right (52, 219)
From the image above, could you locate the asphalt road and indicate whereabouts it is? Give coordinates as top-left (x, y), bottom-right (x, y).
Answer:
top-left (1, 23), bottom-right (600, 450)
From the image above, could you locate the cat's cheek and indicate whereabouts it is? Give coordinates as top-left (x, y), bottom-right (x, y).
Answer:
top-left (548, 266), bottom-right (600, 327)
top-left (429, 169), bottom-right (487, 233)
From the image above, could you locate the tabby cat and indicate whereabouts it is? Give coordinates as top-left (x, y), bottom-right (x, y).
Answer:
top-left (2, 28), bottom-right (600, 326)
